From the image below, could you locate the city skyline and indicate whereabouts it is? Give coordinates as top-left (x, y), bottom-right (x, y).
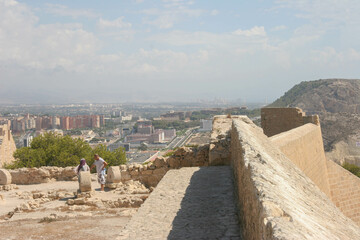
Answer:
top-left (1, 0), bottom-right (360, 104)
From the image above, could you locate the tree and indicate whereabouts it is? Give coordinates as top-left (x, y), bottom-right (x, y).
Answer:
top-left (89, 144), bottom-right (127, 167)
top-left (7, 132), bottom-right (126, 169)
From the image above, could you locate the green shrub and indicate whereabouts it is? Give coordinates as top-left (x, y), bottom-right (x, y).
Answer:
top-left (6, 132), bottom-right (126, 169)
top-left (342, 162), bottom-right (360, 178)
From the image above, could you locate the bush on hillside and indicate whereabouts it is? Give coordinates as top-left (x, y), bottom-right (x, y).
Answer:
top-left (342, 162), bottom-right (360, 178)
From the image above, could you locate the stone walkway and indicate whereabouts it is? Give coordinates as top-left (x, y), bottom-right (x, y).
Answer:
top-left (119, 166), bottom-right (242, 239)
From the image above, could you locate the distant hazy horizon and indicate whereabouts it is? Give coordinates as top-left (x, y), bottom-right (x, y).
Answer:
top-left (1, 0), bottom-right (360, 104)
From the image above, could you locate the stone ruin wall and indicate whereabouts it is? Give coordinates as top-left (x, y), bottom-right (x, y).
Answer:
top-left (209, 116), bottom-right (232, 165)
top-left (231, 116), bottom-right (360, 239)
top-left (270, 124), bottom-right (331, 197)
top-left (120, 145), bottom-right (209, 187)
top-left (0, 124), bottom-right (16, 168)
top-left (1, 144), bottom-right (210, 187)
top-left (8, 167), bottom-right (78, 184)
top-left (261, 107), bottom-right (320, 137)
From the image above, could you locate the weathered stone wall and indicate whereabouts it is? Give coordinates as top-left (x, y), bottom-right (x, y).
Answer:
top-left (327, 160), bottom-right (360, 225)
top-left (5, 145), bottom-right (209, 186)
top-left (120, 145), bottom-right (209, 187)
top-left (261, 107), bottom-right (320, 137)
top-left (9, 167), bottom-right (77, 184)
top-left (209, 115), bottom-right (232, 166)
top-left (231, 116), bottom-right (360, 239)
top-left (0, 124), bottom-right (16, 168)
top-left (270, 123), bottom-right (331, 197)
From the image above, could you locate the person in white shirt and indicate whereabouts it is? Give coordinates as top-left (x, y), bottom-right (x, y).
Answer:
top-left (90, 154), bottom-right (108, 191)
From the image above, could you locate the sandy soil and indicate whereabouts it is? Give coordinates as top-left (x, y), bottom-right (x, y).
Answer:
top-left (0, 215), bottom-right (131, 240)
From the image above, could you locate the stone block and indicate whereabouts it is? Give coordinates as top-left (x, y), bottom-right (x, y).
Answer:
top-left (0, 169), bottom-right (12, 185)
top-left (153, 157), bottom-right (167, 168)
top-left (106, 166), bottom-right (121, 183)
top-left (78, 171), bottom-right (92, 192)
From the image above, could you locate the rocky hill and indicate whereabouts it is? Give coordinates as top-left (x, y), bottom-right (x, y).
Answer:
top-left (270, 79), bottom-right (360, 113)
top-left (269, 79), bottom-right (360, 164)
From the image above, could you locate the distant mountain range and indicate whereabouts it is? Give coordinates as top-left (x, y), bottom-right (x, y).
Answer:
top-left (268, 79), bottom-right (360, 163)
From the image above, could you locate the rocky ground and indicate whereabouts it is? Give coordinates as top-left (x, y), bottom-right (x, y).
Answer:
top-left (0, 177), bottom-right (151, 240)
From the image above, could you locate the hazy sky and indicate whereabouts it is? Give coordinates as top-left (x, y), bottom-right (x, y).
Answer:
top-left (1, 0), bottom-right (360, 104)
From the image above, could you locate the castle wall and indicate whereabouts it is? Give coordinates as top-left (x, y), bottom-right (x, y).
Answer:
top-left (327, 160), bottom-right (360, 225)
top-left (208, 115), bottom-right (232, 166)
top-left (270, 123), bottom-right (331, 197)
top-left (0, 124), bottom-right (17, 168)
top-left (261, 107), bottom-right (319, 137)
top-left (121, 145), bottom-right (209, 187)
top-left (231, 116), bottom-right (360, 239)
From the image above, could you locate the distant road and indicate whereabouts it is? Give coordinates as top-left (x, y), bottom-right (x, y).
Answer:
top-left (167, 127), bottom-right (198, 149)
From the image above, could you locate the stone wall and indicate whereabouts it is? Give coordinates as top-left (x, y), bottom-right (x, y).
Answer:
top-left (0, 124), bottom-right (16, 168)
top-left (261, 107), bottom-right (320, 137)
top-left (327, 160), bottom-right (360, 225)
top-left (209, 115), bottom-right (232, 166)
top-left (270, 121), bottom-right (360, 225)
top-left (5, 145), bottom-right (209, 187)
top-left (231, 116), bottom-right (360, 239)
top-left (9, 167), bottom-right (77, 184)
top-left (120, 145), bottom-right (209, 187)
top-left (270, 123), bottom-right (331, 197)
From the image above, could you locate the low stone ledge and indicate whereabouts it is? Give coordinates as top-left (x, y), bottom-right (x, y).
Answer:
top-left (8, 167), bottom-right (77, 185)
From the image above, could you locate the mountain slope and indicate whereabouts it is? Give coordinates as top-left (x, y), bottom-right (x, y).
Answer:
top-left (269, 79), bottom-right (360, 114)
top-left (268, 79), bottom-right (360, 164)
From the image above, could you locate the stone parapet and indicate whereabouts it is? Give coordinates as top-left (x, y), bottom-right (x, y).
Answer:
top-left (209, 115), bottom-right (232, 166)
top-left (261, 107), bottom-right (320, 137)
top-left (270, 123), bottom-right (331, 197)
top-left (231, 116), bottom-right (360, 239)
top-left (327, 160), bottom-right (360, 225)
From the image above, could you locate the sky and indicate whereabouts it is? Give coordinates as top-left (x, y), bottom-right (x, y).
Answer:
top-left (1, 0), bottom-right (360, 104)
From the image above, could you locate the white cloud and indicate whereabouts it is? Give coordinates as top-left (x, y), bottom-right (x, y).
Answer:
top-left (0, 0), bottom-right (99, 71)
top-left (232, 26), bottom-right (266, 37)
top-left (97, 17), bottom-right (132, 28)
top-left (45, 4), bottom-right (99, 18)
top-left (271, 25), bottom-right (287, 31)
top-left (275, 0), bottom-right (360, 25)
top-left (141, 1), bottom-right (204, 29)
top-left (210, 9), bottom-right (219, 16)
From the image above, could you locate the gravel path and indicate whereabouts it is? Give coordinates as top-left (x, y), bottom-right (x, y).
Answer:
top-left (120, 166), bottom-right (241, 239)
